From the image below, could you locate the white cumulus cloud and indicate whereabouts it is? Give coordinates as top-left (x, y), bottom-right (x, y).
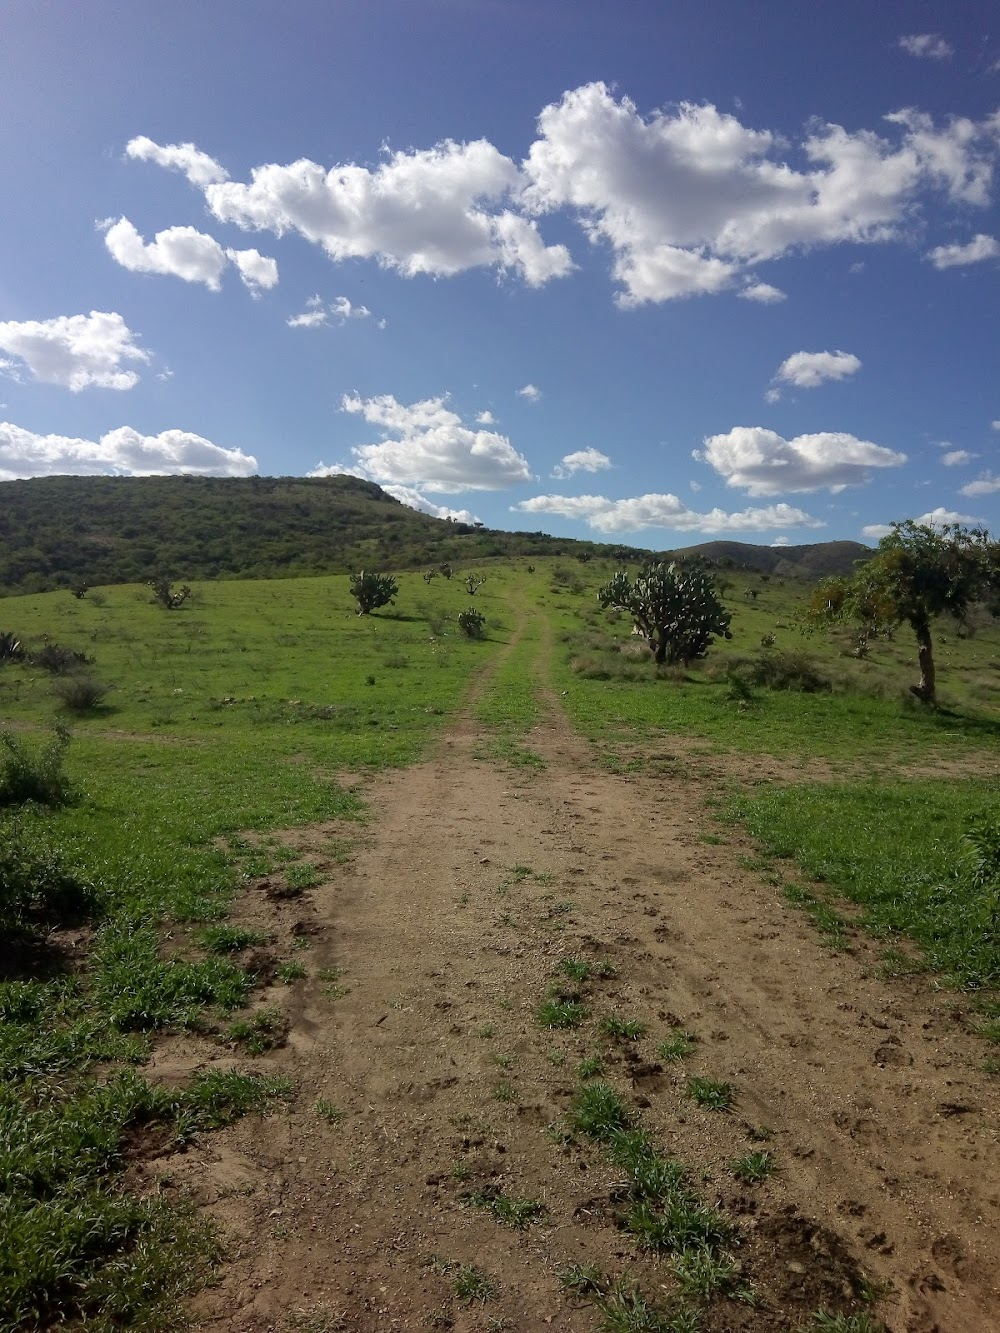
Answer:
top-left (927, 233), bottom-right (1000, 268)
top-left (552, 448), bottom-right (612, 478)
top-left (0, 312), bottom-right (148, 391)
top-left (915, 506), bottom-right (983, 525)
top-left (941, 449), bottom-right (976, 466)
top-left (105, 218), bottom-right (278, 292)
top-left (517, 383), bottom-right (542, 402)
top-left (125, 136), bottom-right (229, 187)
top-left (740, 280), bottom-right (787, 303)
top-left (177, 135), bottom-right (574, 285)
top-left (862, 523), bottom-right (893, 541)
top-left (521, 82), bottom-right (1000, 304)
top-left (774, 349), bottom-right (862, 388)
top-left (226, 247), bottom-right (279, 294)
top-left (128, 90), bottom-right (1000, 305)
top-left (381, 484), bottom-right (481, 524)
top-left (476, 410), bottom-right (496, 425)
top-left (0, 420), bottom-right (256, 481)
top-left (698, 426), bottom-right (906, 495)
top-left (511, 492), bottom-right (822, 535)
top-left (340, 392), bottom-right (532, 492)
top-left (899, 34), bottom-right (953, 60)
top-left (960, 471), bottom-right (1000, 496)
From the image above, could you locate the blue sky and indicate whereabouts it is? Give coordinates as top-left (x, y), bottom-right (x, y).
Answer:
top-left (2, 0), bottom-right (999, 547)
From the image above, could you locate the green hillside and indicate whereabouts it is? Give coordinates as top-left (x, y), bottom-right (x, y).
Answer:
top-left (0, 473), bottom-right (870, 595)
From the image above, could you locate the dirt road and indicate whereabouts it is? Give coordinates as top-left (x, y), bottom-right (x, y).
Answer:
top-left (147, 627), bottom-right (999, 1333)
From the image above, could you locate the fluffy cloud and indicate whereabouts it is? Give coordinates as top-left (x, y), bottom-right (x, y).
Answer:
top-left (128, 89), bottom-right (1000, 305)
top-left (164, 134), bottom-right (574, 285)
top-left (862, 523), bottom-right (892, 541)
top-left (941, 449), bottom-right (976, 466)
top-left (476, 410), bottom-right (496, 425)
top-left (380, 484), bottom-right (480, 524)
top-left (126, 135), bottom-right (229, 186)
top-left (0, 311), bottom-right (148, 391)
top-left (552, 448), bottom-right (611, 478)
top-left (927, 233), bottom-right (1000, 268)
top-left (511, 492), bottom-right (821, 535)
top-left (740, 280), bottom-right (786, 303)
top-left (960, 472), bottom-right (1000, 496)
top-left (104, 218), bottom-right (278, 292)
top-left (287, 294), bottom-right (373, 327)
top-left (340, 392), bottom-right (532, 492)
top-left (517, 383), bottom-right (542, 402)
top-left (698, 426), bottom-right (905, 495)
top-left (774, 349), bottom-right (862, 388)
top-left (226, 247), bottom-right (279, 294)
top-left (0, 420), bottom-right (256, 480)
top-left (915, 506), bottom-right (983, 525)
top-left (899, 34), bottom-right (953, 60)
top-left (522, 82), bottom-right (1000, 303)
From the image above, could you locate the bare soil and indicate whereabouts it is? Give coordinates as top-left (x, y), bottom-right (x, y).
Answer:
top-left (136, 641), bottom-right (999, 1333)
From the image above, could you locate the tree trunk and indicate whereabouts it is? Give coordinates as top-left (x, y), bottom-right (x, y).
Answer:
top-left (909, 619), bottom-right (936, 704)
top-left (651, 629), bottom-right (667, 665)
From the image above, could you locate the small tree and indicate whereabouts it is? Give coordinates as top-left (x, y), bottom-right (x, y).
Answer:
top-left (809, 520), bottom-right (999, 704)
top-left (598, 562), bottom-right (732, 666)
top-left (464, 574), bottom-right (485, 595)
top-left (457, 607), bottom-right (486, 638)
top-left (349, 570), bottom-right (398, 616)
top-left (148, 578), bottom-right (191, 609)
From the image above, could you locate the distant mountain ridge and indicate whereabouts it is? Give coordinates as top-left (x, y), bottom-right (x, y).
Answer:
top-left (670, 539), bottom-right (870, 579)
top-left (0, 474), bottom-right (869, 596)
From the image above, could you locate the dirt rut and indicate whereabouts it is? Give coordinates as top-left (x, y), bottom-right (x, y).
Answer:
top-left (147, 667), bottom-right (999, 1332)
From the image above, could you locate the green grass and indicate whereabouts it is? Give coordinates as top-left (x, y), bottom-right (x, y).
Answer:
top-left (536, 998), bottom-right (589, 1029)
top-left (465, 1188), bottom-right (545, 1228)
top-left (656, 1031), bottom-right (697, 1062)
top-left (685, 1078), bottom-right (734, 1112)
top-left (729, 1150), bottom-right (776, 1184)
top-left (600, 1015), bottom-right (647, 1041)
top-left (734, 780), bottom-right (1000, 987)
top-left (452, 1264), bottom-right (498, 1303)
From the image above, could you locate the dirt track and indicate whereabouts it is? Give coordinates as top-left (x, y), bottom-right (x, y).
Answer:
top-left (143, 630), bottom-right (1000, 1333)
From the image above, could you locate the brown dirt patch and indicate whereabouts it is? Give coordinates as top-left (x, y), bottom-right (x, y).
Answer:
top-left (141, 653), bottom-right (999, 1333)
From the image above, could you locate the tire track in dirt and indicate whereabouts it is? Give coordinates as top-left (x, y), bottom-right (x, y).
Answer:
top-left (152, 604), bottom-right (997, 1332)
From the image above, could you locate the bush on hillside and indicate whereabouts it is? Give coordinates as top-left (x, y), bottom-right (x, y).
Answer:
top-left (0, 728), bottom-right (74, 808)
top-left (53, 676), bottom-right (111, 713)
top-left (349, 570), bottom-right (398, 615)
top-left (0, 822), bottom-right (95, 931)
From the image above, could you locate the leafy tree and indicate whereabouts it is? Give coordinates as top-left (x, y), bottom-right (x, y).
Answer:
top-left (457, 608), bottom-right (486, 638)
top-left (147, 577), bottom-right (191, 609)
top-left (809, 520), bottom-right (1000, 704)
top-left (349, 570), bottom-right (398, 615)
top-left (598, 562), bottom-right (732, 666)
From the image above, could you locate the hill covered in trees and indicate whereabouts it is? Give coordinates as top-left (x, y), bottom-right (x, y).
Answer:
top-left (0, 474), bottom-right (870, 595)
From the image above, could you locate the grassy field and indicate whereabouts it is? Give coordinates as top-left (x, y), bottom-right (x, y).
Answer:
top-left (1, 555), bottom-right (998, 1327)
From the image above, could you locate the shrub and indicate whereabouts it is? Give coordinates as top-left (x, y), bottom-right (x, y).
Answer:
top-left (0, 823), bottom-right (95, 930)
top-left (0, 728), bottom-right (74, 808)
top-left (147, 578), bottom-right (191, 609)
top-left (747, 648), bottom-right (830, 693)
top-left (52, 676), bottom-right (110, 713)
top-left (349, 570), bottom-right (398, 615)
top-left (0, 632), bottom-right (24, 663)
top-left (29, 642), bottom-right (92, 674)
top-left (457, 608), bottom-right (486, 638)
top-left (599, 562), bottom-right (732, 666)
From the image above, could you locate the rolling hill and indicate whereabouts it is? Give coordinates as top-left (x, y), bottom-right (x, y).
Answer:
top-left (0, 473), bottom-right (870, 595)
